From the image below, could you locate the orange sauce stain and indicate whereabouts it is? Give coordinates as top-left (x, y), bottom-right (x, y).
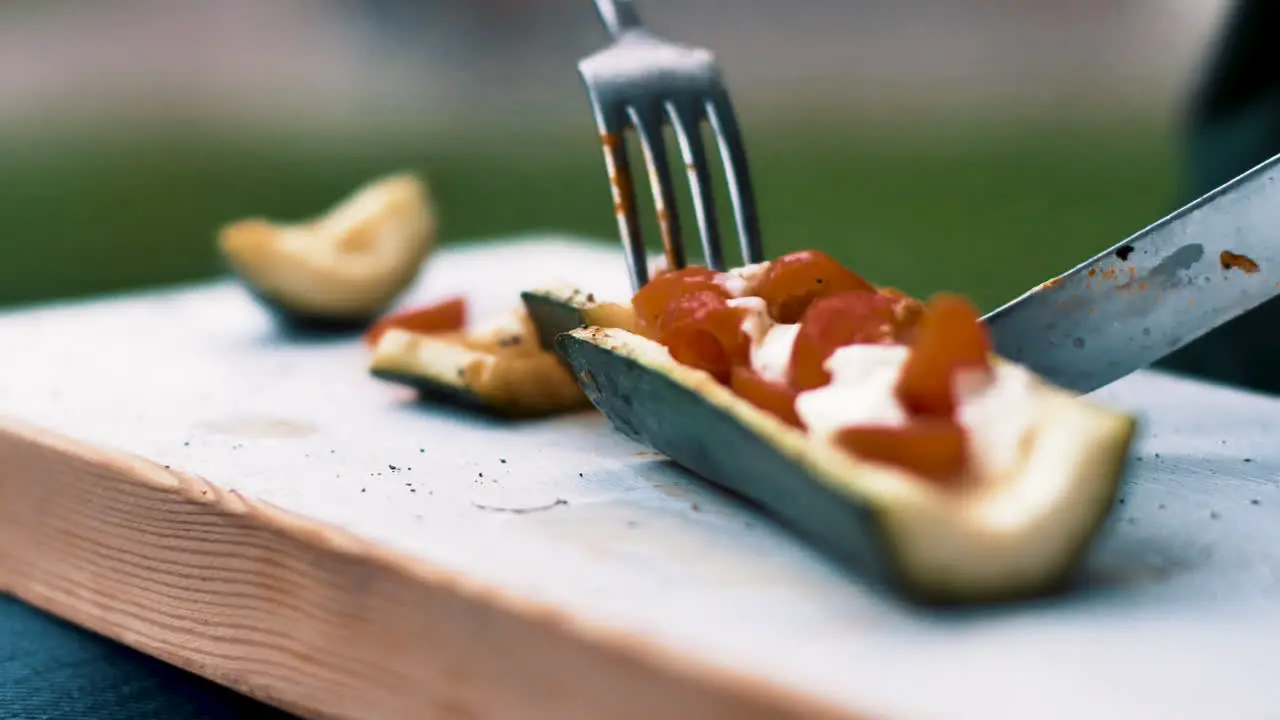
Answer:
top-left (1220, 250), bottom-right (1260, 274)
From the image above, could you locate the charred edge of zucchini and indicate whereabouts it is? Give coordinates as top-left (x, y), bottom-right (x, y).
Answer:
top-left (555, 326), bottom-right (1137, 605)
top-left (521, 286), bottom-right (638, 353)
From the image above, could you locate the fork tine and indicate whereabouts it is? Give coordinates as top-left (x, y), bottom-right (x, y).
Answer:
top-left (666, 100), bottom-right (724, 271)
top-left (704, 90), bottom-right (764, 265)
top-left (627, 105), bottom-right (685, 274)
top-left (593, 103), bottom-right (648, 290)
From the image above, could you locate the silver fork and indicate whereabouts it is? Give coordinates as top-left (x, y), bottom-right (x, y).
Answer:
top-left (577, 0), bottom-right (765, 291)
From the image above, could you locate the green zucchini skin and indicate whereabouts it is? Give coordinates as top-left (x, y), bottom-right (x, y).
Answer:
top-left (521, 289), bottom-right (595, 352)
top-left (554, 331), bottom-right (909, 594)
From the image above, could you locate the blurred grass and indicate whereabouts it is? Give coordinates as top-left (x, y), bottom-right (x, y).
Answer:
top-left (0, 118), bottom-right (1177, 311)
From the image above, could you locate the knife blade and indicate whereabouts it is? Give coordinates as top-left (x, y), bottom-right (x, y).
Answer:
top-left (982, 151), bottom-right (1280, 394)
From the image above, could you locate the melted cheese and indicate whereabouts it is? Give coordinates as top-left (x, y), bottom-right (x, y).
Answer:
top-left (715, 261), bottom-right (771, 298)
top-left (729, 296), bottom-right (798, 384)
top-left (794, 344), bottom-right (912, 436)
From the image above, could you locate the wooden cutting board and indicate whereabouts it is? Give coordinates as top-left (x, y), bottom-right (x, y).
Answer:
top-left (1, 235), bottom-right (1279, 720)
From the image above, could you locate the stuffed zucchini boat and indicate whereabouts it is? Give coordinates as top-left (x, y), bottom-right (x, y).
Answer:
top-left (367, 297), bottom-right (592, 418)
top-left (522, 251), bottom-right (1137, 604)
top-left (219, 172), bottom-right (437, 329)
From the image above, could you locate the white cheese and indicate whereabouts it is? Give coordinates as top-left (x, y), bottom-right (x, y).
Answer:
top-left (753, 324), bottom-right (801, 385)
top-left (955, 364), bottom-right (1037, 477)
top-left (794, 344), bottom-right (912, 439)
top-left (728, 296), bottom-right (798, 384)
top-left (715, 261), bottom-right (771, 297)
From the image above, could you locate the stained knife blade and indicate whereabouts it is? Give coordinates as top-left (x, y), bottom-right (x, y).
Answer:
top-left (983, 150), bottom-right (1280, 394)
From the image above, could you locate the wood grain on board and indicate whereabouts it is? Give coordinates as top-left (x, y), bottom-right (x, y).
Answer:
top-left (2, 237), bottom-right (1280, 720)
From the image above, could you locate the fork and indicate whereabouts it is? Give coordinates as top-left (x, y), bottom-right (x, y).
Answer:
top-left (577, 0), bottom-right (765, 291)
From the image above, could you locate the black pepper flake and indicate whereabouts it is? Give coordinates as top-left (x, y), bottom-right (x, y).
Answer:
top-left (182, 441), bottom-right (190, 447)
top-left (361, 488), bottom-right (366, 493)
top-left (578, 473), bottom-right (584, 477)
top-left (1118, 497), bottom-right (1126, 504)
top-left (500, 458), bottom-right (507, 464)
top-left (1244, 458), bottom-right (1254, 463)
top-left (1252, 499), bottom-right (1261, 506)
top-left (420, 448), bottom-right (425, 453)
top-left (585, 293), bottom-right (596, 302)
top-left (1158, 504), bottom-right (1166, 510)
top-left (389, 465), bottom-right (399, 471)
top-left (1210, 511), bottom-right (1220, 520)
top-left (410, 488), bottom-right (417, 493)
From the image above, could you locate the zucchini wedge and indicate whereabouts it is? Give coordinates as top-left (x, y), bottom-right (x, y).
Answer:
top-left (219, 172), bottom-right (437, 329)
top-left (522, 259), bottom-right (1138, 604)
top-left (521, 284), bottom-right (638, 350)
top-left (369, 306), bottom-right (591, 418)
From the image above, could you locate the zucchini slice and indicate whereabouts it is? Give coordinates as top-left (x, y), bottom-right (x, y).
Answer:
top-left (523, 283), bottom-right (1137, 604)
top-left (369, 307), bottom-right (591, 418)
top-left (219, 172), bottom-right (437, 329)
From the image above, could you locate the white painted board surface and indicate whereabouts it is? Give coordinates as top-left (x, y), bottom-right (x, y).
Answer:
top-left (1, 236), bottom-right (1278, 720)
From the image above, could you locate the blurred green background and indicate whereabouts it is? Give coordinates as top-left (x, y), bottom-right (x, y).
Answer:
top-left (0, 1), bottom-right (1222, 312)
top-left (0, 121), bottom-right (1176, 312)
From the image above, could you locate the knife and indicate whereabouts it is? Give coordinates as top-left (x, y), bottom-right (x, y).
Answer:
top-left (982, 150), bottom-right (1280, 394)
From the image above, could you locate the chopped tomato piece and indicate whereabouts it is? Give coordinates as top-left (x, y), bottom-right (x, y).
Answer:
top-left (836, 418), bottom-right (968, 481)
top-left (895, 293), bottom-right (992, 417)
top-left (754, 249), bottom-right (876, 323)
top-left (364, 296), bottom-right (467, 346)
top-left (788, 291), bottom-right (903, 391)
top-left (731, 366), bottom-right (803, 428)
top-left (631, 266), bottom-right (728, 337)
top-left (878, 287), bottom-right (925, 341)
top-left (657, 291), bottom-right (749, 382)
top-left (662, 324), bottom-right (736, 383)
top-left (655, 289), bottom-right (724, 333)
